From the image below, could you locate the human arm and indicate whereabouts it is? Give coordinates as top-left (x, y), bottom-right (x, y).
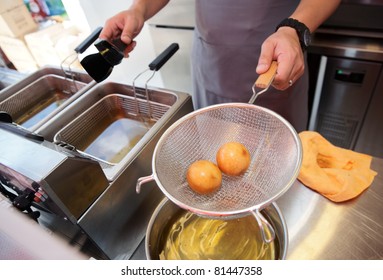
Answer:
top-left (256, 0), bottom-right (341, 90)
top-left (99, 0), bottom-right (170, 56)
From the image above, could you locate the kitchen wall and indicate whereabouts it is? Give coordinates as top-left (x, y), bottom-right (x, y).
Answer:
top-left (146, 0), bottom-right (194, 93)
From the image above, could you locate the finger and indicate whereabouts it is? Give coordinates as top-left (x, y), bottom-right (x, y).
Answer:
top-left (273, 48), bottom-right (306, 90)
top-left (99, 26), bottom-right (117, 41)
top-left (120, 24), bottom-right (135, 45)
top-left (99, 17), bottom-right (122, 41)
top-left (123, 41), bottom-right (137, 57)
top-left (120, 14), bottom-right (143, 45)
top-left (274, 62), bottom-right (305, 90)
top-left (273, 58), bottom-right (294, 89)
top-left (256, 40), bottom-right (275, 74)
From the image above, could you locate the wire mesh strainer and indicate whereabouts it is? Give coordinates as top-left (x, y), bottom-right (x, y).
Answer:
top-left (137, 62), bottom-right (302, 242)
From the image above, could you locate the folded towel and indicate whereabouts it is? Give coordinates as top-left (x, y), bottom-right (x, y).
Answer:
top-left (297, 131), bottom-right (378, 202)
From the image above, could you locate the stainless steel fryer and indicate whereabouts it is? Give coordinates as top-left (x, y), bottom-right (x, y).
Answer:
top-left (0, 74), bottom-right (87, 129)
top-left (36, 81), bottom-right (192, 181)
top-left (0, 124), bottom-right (109, 224)
top-left (36, 43), bottom-right (183, 181)
top-left (31, 82), bottom-right (194, 259)
top-left (0, 66), bottom-right (94, 102)
top-left (53, 93), bottom-right (170, 166)
top-left (0, 66), bottom-right (95, 131)
top-left (0, 42), bottom-right (195, 259)
top-left (0, 80), bottom-right (194, 259)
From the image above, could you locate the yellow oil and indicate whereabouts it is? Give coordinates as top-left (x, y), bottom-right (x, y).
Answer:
top-left (83, 116), bottom-right (154, 164)
top-left (16, 91), bottom-right (68, 128)
top-left (160, 212), bottom-right (276, 260)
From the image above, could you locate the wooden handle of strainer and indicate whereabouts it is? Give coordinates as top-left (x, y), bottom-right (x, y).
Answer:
top-left (254, 61), bottom-right (278, 89)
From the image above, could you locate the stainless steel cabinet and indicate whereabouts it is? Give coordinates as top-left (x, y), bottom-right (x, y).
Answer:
top-left (310, 56), bottom-right (382, 150)
top-left (355, 71), bottom-right (383, 157)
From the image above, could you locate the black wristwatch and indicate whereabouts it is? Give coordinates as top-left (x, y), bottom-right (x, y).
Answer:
top-left (276, 18), bottom-right (311, 51)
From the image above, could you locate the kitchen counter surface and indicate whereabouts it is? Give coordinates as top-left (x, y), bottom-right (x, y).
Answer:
top-left (278, 156), bottom-right (383, 260)
top-left (131, 156), bottom-right (383, 260)
top-left (309, 30), bottom-right (383, 62)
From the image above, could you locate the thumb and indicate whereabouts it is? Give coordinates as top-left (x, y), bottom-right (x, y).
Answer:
top-left (256, 61), bottom-right (270, 74)
top-left (120, 27), bottom-right (134, 45)
top-left (256, 56), bottom-right (274, 74)
top-left (256, 42), bottom-right (275, 74)
top-left (120, 16), bottom-right (143, 45)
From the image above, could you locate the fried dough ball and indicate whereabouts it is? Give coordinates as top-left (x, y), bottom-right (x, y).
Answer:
top-left (186, 160), bottom-right (222, 194)
top-left (216, 142), bottom-right (251, 176)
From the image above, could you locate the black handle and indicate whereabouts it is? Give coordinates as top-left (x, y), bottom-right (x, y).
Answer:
top-left (94, 39), bottom-right (125, 66)
top-left (0, 111), bottom-right (12, 123)
top-left (74, 26), bottom-right (103, 54)
top-left (149, 43), bottom-right (179, 71)
top-left (110, 38), bottom-right (128, 52)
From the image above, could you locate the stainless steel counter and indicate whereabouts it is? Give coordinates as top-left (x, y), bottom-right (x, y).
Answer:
top-left (131, 156), bottom-right (383, 260)
top-left (278, 157), bottom-right (383, 260)
top-left (309, 30), bottom-right (383, 62)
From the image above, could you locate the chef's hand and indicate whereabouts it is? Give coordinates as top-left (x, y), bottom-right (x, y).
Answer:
top-left (256, 27), bottom-right (305, 90)
top-left (99, 9), bottom-right (144, 57)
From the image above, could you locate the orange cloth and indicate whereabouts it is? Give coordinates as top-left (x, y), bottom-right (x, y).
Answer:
top-left (297, 131), bottom-right (378, 202)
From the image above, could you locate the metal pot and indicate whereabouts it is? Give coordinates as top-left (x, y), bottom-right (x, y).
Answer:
top-left (146, 198), bottom-right (288, 260)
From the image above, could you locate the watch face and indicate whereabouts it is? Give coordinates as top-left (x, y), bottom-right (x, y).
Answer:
top-left (303, 29), bottom-right (311, 47)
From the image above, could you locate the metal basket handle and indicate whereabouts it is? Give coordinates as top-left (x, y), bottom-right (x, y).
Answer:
top-left (132, 43), bottom-right (179, 119)
top-left (253, 209), bottom-right (276, 243)
top-left (249, 61), bottom-right (278, 104)
top-left (136, 174), bottom-right (155, 193)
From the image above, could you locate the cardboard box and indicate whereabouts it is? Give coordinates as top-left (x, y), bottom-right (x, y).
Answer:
top-left (0, 4), bottom-right (38, 38)
top-left (25, 23), bottom-right (82, 68)
top-left (0, 0), bottom-right (24, 13)
top-left (0, 35), bottom-right (38, 72)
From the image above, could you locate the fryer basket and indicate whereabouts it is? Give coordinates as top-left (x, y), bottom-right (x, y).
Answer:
top-left (54, 94), bottom-right (171, 166)
top-left (0, 74), bottom-right (87, 129)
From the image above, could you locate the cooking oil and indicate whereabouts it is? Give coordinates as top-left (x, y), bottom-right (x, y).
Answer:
top-left (16, 91), bottom-right (68, 128)
top-left (160, 211), bottom-right (276, 260)
top-left (82, 116), bottom-right (154, 164)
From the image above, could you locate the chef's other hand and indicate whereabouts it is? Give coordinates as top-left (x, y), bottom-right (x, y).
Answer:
top-left (99, 9), bottom-right (144, 57)
top-left (256, 27), bottom-right (305, 90)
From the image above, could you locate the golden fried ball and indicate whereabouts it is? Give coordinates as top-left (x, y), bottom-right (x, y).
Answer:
top-left (186, 160), bottom-right (222, 194)
top-left (216, 142), bottom-right (251, 176)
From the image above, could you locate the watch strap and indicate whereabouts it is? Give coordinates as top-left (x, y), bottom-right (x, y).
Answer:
top-left (276, 18), bottom-right (311, 51)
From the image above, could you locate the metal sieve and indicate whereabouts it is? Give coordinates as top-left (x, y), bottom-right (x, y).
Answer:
top-left (137, 103), bottom-right (302, 241)
top-left (136, 62), bottom-right (302, 243)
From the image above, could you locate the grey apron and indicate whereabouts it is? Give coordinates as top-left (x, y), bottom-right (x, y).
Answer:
top-left (191, 0), bottom-right (308, 132)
